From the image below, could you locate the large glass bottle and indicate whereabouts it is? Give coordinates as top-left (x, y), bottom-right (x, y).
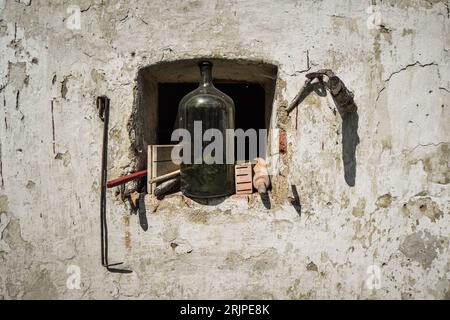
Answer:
top-left (177, 61), bottom-right (235, 198)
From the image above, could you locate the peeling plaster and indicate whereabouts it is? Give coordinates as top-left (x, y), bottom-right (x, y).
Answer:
top-left (0, 0), bottom-right (448, 300)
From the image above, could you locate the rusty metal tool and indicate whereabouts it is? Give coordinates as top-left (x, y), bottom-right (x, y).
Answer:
top-left (98, 96), bottom-right (132, 274)
top-left (286, 77), bottom-right (314, 114)
top-left (154, 177), bottom-right (181, 198)
top-left (286, 69), bottom-right (357, 115)
top-left (106, 169), bottom-right (147, 188)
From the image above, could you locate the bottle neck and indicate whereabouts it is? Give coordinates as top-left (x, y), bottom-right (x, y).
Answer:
top-left (199, 64), bottom-right (213, 87)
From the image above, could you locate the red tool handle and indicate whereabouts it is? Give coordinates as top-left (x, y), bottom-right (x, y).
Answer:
top-left (106, 169), bottom-right (147, 188)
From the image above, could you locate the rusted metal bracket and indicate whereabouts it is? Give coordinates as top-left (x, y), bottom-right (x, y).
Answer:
top-left (286, 69), bottom-right (357, 115)
top-left (98, 96), bottom-right (132, 274)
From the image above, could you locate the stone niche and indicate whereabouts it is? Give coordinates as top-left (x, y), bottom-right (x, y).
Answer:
top-left (130, 58), bottom-right (279, 173)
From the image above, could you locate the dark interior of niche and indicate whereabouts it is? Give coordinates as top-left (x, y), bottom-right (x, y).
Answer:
top-left (158, 82), bottom-right (266, 161)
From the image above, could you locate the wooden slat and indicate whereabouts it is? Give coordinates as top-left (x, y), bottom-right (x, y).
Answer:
top-left (234, 163), bottom-right (253, 195)
top-left (236, 175), bottom-right (252, 183)
top-left (152, 160), bottom-right (179, 175)
top-left (148, 145), bottom-right (180, 194)
top-left (236, 181), bottom-right (253, 191)
top-left (235, 168), bottom-right (252, 176)
top-left (148, 145), bottom-right (153, 193)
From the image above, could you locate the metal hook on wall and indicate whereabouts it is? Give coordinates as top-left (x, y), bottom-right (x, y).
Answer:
top-left (285, 70), bottom-right (360, 187)
top-left (286, 69), bottom-right (357, 115)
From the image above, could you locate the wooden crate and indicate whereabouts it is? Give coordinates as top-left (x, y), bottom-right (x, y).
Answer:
top-left (147, 145), bottom-right (180, 194)
top-left (234, 163), bottom-right (253, 195)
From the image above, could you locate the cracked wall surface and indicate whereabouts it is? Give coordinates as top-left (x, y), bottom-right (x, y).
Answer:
top-left (0, 0), bottom-right (449, 299)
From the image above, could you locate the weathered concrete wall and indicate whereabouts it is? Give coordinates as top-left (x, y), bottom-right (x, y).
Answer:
top-left (0, 0), bottom-right (449, 299)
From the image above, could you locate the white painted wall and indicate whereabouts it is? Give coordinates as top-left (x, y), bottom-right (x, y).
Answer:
top-left (0, 0), bottom-right (449, 299)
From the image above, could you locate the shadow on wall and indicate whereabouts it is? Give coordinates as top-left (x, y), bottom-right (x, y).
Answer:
top-left (290, 185), bottom-right (302, 216)
top-left (341, 111), bottom-right (359, 187)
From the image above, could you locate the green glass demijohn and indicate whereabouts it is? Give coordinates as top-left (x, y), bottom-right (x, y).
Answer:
top-left (177, 61), bottom-right (235, 198)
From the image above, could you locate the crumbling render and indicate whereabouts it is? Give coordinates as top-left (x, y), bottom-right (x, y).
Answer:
top-left (0, 207), bottom-right (10, 253)
top-left (51, 99), bottom-right (56, 155)
top-left (3, 94), bottom-right (7, 130)
top-left (376, 61), bottom-right (438, 101)
top-left (0, 141), bottom-right (4, 187)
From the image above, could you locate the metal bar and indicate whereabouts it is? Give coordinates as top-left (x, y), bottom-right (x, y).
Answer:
top-left (98, 96), bottom-right (132, 274)
top-left (106, 169), bottom-right (147, 188)
top-left (99, 96), bottom-right (108, 267)
top-left (286, 78), bottom-right (312, 114)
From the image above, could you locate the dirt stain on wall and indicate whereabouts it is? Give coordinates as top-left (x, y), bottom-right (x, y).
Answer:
top-left (399, 231), bottom-right (447, 269)
top-left (124, 215), bottom-right (131, 250)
